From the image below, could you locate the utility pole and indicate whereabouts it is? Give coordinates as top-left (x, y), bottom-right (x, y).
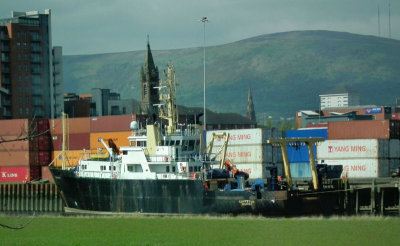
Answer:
top-left (201, 17), bottom-right (208, 132)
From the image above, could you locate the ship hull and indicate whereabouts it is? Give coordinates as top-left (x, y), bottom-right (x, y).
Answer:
top-left (51, 168), bottom-right (287, 215)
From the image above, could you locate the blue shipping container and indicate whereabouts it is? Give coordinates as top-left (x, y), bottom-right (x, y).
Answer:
top-left (285, 129), bottom-right (327, 163)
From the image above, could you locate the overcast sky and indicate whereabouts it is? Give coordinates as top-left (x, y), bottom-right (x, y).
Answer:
top-left (1, 0), bottom-right (399, 55)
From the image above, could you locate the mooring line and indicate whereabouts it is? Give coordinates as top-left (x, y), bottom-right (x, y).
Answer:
top-left (0, 212), bottom-right (36, 230)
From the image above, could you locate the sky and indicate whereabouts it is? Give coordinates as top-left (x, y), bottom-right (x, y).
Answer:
top-left (1, 0), bottom-right (399, 55)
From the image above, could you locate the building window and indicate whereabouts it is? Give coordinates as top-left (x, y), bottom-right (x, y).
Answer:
top-left (25, 108), bottom-right (29, 114)
top-left (19, 107), bottom-right (23, 115)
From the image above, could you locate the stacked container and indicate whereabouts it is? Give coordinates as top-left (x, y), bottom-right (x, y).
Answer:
top-left (0, 119), bottom-right (41, 182)
top-left (90, 114), bottom-right (134, 152)
top-left (285, 128), bottom-right (328, 178)
top-left (206, 128), bottom-right (283, 179)
top-left (317, 139), bottom-right (394, 178)
top-left (50, 117), bottom-right (90, 168)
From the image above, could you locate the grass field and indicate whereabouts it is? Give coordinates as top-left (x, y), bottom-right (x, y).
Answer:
top-left (0, 215), bottom-right (399, 246)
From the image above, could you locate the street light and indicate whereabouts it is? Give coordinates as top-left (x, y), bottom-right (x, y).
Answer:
top-left (200, 16), bottom-right (208, 131)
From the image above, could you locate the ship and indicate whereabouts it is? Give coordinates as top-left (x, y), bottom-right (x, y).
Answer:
top-left (50, 64), bottom-right (288, 215)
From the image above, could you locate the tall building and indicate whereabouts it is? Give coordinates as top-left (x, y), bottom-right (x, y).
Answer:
top-left (246, 87), bottom-right (256, 122)
top-left (140, 40), bottom-right (159, 116)
top-left (0, 9), bottom-right (63, 119)
top-left (319, 89), bottom-right (359, 110)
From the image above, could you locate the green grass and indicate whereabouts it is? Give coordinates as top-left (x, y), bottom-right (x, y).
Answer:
top-left (0, 215), bottom-right (399, 246)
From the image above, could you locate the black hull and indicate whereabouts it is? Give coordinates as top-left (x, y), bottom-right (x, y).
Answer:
top-left (51, 168), bottom-right (287, 215)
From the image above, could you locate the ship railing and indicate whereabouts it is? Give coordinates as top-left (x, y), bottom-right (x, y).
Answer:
top-left (79, 170), bottom-right (118, 179)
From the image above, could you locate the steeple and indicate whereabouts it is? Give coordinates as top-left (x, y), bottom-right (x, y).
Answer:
top-left (140, 38), bottom-right (160, 117)
top-left (246, 87), bottom-right (256, 122)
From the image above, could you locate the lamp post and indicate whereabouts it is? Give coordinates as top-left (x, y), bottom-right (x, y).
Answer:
top-left (201, 16), bottom-right (208, 131)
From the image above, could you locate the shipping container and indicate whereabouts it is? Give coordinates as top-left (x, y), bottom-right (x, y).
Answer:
top-left (392, 113), bottom-right (400, 120)
top-left (0, 136), bottom-right (30, 151)
top-left (52, 150), bottom-right (87, 167)
top-left (90, 131), bottom-right (131, 150)
top-left (0, 166), bottom-right (40, 183)
top-left (41, 166), bottom-right (55, 183)
top-left (206, 128), bottom-right (277, 146)
top-left (51, 133), bottom-right (90, 151)
top-left (38, 134), bottom-right (52, 151)
top-left (90, 115), bottom-right (134, 133)
top-left (286, 128), bottom-right (328, 139)
top-left (285, 128), bottom-right (327, 163)
top-left (38, 151), bottom-right (51, 166)
top-left (0, 119), bottom-right (30, 136)
top-left (319, 159), bottom-right (389, 178)
top-left (210, 144), bottom-right (271, 163)
top-left (389, 139), bottom-right (400, 158)
top-left (37, 119), bottom-right (50, 134)
top-left (49, 117), bottom-right (90, 135)
top-left (317, 139), bottom-right (390, 159)
top-left (0, 151), bottom-right (37, 166)
top-left (328, 120), bottom-right (400, 139)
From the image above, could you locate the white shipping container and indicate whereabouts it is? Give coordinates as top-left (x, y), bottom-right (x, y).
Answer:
top-left (319, 158), bottom-right (390, 178)
top-left (206, 128), bottom-right (273, 146)
top-left (210, 144), bottom-right (272, 163)
top-left (317, 139), bottom-right (389, 159)
top-left (389, 139), bottom-right (400, 158)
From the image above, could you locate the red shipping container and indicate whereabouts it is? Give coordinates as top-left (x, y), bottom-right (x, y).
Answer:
top-left (38, 135), bottom-right (51, 151)
top-left (392, 114), bottom-right (400, 120)
top-left (37, 119), bottom-right (50, 134)
top-left (0, 166), bottom-right (40, 183)
top-left (38, 151), bottom-right (51, 166)
top-left (0, 151), bottom-right (39, 166)
top-left (51, 133), bottom-right (90, 151)
top-left (90, 114), bottom-right (134, 133)
top-left (328, 120), bottom-right (400, 139)
top-left (49, 117), bottom-right (90, 135)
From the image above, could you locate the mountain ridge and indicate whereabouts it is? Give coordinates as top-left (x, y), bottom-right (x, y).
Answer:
top-left (63, 30), bottom-right (400, 120)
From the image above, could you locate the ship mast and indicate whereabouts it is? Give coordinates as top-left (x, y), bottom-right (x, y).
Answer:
top-left (158, 64), bottom-right (178, 135)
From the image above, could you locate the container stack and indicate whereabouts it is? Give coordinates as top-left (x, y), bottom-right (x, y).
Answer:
top-left (285, 128), bottom-right (328, 178)
top-left (316, 120), bottom-right (400, 178)
top-left (89, 115), bottom-right (134, 152)
top-left (50, 117), bottom-right (90, 168)
top-left (0, 119), bottom-right (41, 182)
top-left (206, 128), bottom-right (283, 180)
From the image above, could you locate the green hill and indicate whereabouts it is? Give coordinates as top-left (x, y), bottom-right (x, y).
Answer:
top-left (63, 30), bottom-right (400, 120)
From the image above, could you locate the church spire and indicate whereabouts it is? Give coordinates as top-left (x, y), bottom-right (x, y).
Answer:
top-left (246, 87), bottom-right (256, 122)
top-left (140, 38), bottom-right (159, 116)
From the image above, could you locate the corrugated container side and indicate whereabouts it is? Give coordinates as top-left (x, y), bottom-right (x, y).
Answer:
top-left (206, 128), bottom-right (276, 146)
top-left (272, 146), bottom-right (283, 163)
top-left (320, 158), bottom-right (390, 178)
top-left (0, 151), bottom-right (32, 166)
top-left (317, 139), bottom-right (390, 159)
top-left (389, 139), bottom-right (400, 158)
top-left (287, 145), bottom-right (315, 163)
top-left (0, 119), bottom-right (30, 136)
top-left (286, 128), bottom-right (328, 139)
top-left (90, 115), bottom-right (134, 133)
top-left (41, 166), bottom-right (55, 183)
top-left (90, 131), bottom-right (131, 150)
top-left (210, 144), bottom-right (270, 163)
top-left (38, 151), bottom-right (51, 166)
top-left (49, 117), bottom-right (90, 135)
top-left (37, 119), bottom-right (50, 134)
top-left (38, 135), bottom-right (52, 151)
top-left (0, 136), bottom-right (30, 151)
top-left (52, 150), bottom-right (86, 167)
top-left (328, 120), bottom-right (392, 139)
top-left (51, 133), bottom-right (90, 151)
top-left (0, 166), bottom-right (29, 183)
